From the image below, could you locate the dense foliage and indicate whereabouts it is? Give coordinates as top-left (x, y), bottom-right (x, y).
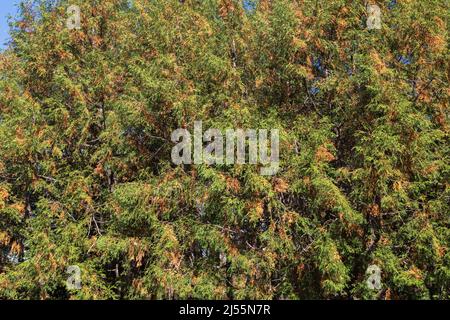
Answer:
top-left (0, 0), bottom-right (448, 299)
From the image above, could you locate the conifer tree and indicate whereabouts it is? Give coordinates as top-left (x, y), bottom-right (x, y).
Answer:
top-left (0, 0), bottom-right (448, 299)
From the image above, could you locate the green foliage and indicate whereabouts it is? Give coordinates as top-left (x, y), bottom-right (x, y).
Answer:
top-left (0, 0), bottom-right (448, 300)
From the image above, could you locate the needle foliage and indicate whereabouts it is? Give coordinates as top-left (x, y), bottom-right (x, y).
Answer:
top-left (0, 0), bottom-right (449, 299)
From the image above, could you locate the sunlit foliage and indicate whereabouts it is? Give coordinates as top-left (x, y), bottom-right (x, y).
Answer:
top-left (0, 0), bottom-right (448, 299)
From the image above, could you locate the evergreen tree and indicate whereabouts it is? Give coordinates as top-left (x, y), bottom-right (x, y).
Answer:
top-left (0, 0), bottom-right (448, 299)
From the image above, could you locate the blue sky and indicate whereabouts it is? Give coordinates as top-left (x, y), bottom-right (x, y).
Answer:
top-left (0, 0), bottom-right (256, 50)
top-left (0, 0), bottom-right (20, 50)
